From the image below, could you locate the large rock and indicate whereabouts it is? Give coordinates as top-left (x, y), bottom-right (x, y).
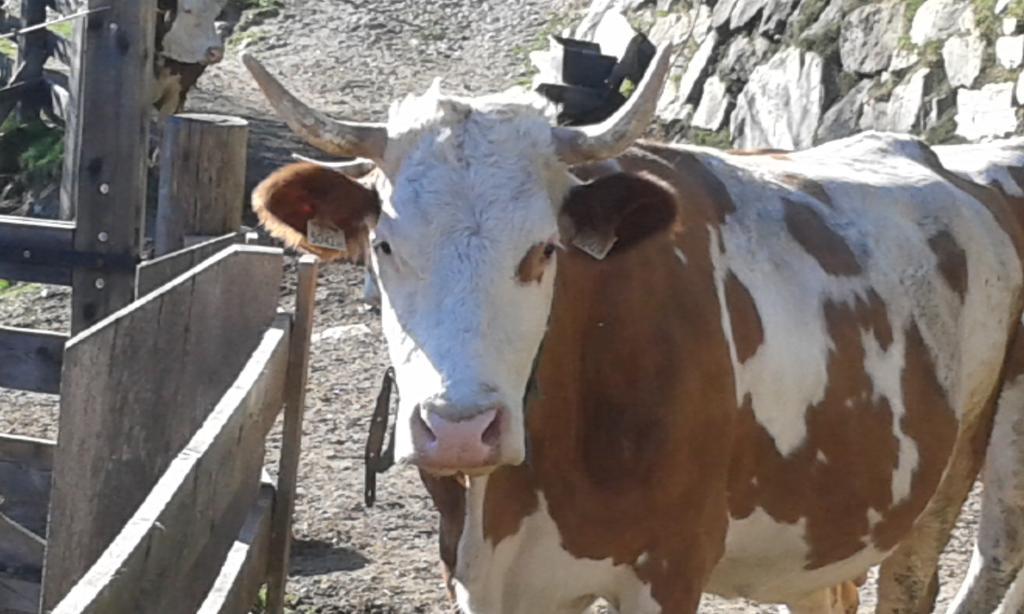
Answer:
top-left (860, 98), bottom-right (889, 131)
top-left (942, 34), bottom-right (985, 87)
top-left (816, 79), bottom-right (873, 143)
top-left (890, 46), bottom-right (920, 71)
top-left (657, 32), bottom-right (718, 122)
top-left (591, 9), bottom-right (638, 60)
top-left (886, 68), bottom-right (931, 132)
top-left (839, 3), bottom-right (904, 75)
top-left (759, 0), bottom-right (799, 37)
top-left (910, 0), bottom-right (975, 45)
top-left (692, 76), bottom-right (732, 130)
top-left (955, 83), bottom-right (1018, 140)
top-left (712, 0), bottom-right (740, 28)
top-left (649, 11), bottom-right (693, 47)
top-left (692, 3), bottom-right (713, 42)
top-left (730, 0), bottom-right (770, 29)
top-left (730, 47), bottom-right (824, 149)
top-left (996, 35), bottom-right (1024, 69)
top-left (575, 0), bottom-right (630, 40)
top-left (718, 35), bottom-right (773, 82)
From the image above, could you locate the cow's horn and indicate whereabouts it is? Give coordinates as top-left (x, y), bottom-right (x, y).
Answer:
top-left (551, 44), bottom-right (675, 165)
top-left (241, 53), bottom-right (388, 161)
top-left (291, 153), bottom-right (376, 177)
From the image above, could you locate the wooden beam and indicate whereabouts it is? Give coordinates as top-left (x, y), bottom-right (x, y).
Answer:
top-left (0, 510), bottom-right (45, 570)
top-left (0, 434), bottom-right (54, 470)
top-left (43, 245), bottom-right (283, 610)
top-left (135, 232), bottom-right (241, 299)
top-left (60, 0), bottom-right (156, 332)
top-left (197, 483), bottom-right (274, 614)
top-left (0, 215), bottom-right (75, 285)
top-left (154, 114), bottom-right (249, 257)
top-left (0, 576), bottom-right (39, 613)
top-left (266, 254), bottom-right (318, 614)
top-left (15, 0), bottom-right (48, 120)
top-left (50, 320), bottom-right (290, 614)
top-left (0, 326), bottom-right (67, 394)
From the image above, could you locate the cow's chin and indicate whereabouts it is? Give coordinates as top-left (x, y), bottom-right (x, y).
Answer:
top-left (413, 462), bottom-right (499, 479)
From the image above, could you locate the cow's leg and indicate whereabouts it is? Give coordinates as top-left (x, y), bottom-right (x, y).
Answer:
top-left (948, 367), bottom-right (1024, 613)
top-left (783, 577), bottom-right (864, 614)
top-left (875, 403), bottom-right (990, 614)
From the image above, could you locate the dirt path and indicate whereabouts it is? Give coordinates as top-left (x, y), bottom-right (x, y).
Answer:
top-left (0, 0), bottom-right (984, 611)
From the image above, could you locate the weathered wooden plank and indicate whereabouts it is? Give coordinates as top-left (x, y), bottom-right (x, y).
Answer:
top-left (50, 320), bottom-right (290, 614)
top-left (266, 254), bottom-right (318, 614)
top-left (0, 511), bottom-right (44, 570)
top-left (60, 0), bottom-right (157, 332)
top-left (0, 434), bottom-right (53, 469)
top-left (0, 576), bottom-right (39, 613)
top-left (0, 216), bottom-right (74, 285)
top-left (197, 483), bottom-right (274, 614)
top-left (155, 114), bottom-right (250, 257)
top-left (0, 326), bottom-right (67, 394)
top-left (15, 0), bottom-right (48, 121)
top-left (135, 231), bottom-right (241, 298)
top-left (42, 245), bottom-right (283, 610)
top-left (0, 461), bottom-right (50, 538)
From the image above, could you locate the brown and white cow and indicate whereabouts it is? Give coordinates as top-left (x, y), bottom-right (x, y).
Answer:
top-left (152, 0), bottom-right (228, 115)
top-left (242, 43), bottom-right (1024, 613)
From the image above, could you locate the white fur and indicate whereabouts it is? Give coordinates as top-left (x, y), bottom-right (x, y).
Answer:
top-left (368, 85), bottom-right (574, 466)
top-left (454, 481), bottom-right (659, 614)
top-left (161, 0), bottom-right (226, 64)
top-left (702, 132), bottom-right (1021, 604)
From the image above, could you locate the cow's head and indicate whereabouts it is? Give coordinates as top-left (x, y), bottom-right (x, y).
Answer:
top-left (244, 48), bottom-right (678, 475)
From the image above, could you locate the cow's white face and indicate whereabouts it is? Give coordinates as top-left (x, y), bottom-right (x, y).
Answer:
top-left (371, 90), bottom-right (571, 473)
top-left (161, 0), bottom-right (227, 65)
top-left (245, 46), bottom-right (678, 475)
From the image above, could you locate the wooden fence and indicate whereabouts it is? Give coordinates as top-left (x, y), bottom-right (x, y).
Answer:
top-left (43, 246), bottom-right (316, 613)
top-left (0, 1), bottom-right (316, 612)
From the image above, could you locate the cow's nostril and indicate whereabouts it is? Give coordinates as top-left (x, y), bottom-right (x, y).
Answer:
top-left (482, 410), bottom-right (502, 446)
top-left (413, 409), bottom-right (437, 443)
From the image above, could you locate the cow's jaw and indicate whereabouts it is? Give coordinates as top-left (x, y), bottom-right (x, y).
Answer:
top-left (370, 89), bottom-right (570, 475)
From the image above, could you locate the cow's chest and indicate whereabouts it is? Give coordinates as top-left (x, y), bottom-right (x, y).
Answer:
top-left (452, 478), bottom-right (661, 614)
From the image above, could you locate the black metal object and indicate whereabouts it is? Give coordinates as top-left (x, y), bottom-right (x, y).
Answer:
top-left (536, 32), bottom-right (657, 127)
top-left (364, 367), bottom-right (397, 507)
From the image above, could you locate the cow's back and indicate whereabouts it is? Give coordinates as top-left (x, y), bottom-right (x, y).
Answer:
top-left (626, 132), bottom-right (1024, 603)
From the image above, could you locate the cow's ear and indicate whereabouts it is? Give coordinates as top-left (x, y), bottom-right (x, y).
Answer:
top-left (559, 172), bottom-right (679, 260)
top-left (252, 162), bottom-right (381, 263)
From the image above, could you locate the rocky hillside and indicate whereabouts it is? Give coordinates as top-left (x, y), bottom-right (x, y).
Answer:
top-left (572, 0), bottom-right (1024, 148)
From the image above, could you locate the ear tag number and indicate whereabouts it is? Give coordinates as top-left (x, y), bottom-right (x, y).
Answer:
top-left (307, 219), bottom-right (348, 250)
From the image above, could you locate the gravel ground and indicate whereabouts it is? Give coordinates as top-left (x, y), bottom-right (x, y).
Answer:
top-left (0, 0), bottom-right (983, 612)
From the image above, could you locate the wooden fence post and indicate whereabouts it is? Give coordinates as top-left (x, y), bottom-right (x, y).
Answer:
top-left (59, 0), bottom-right (156, 333)
top-left (266, 255), bottom-right (318, 614)
top-left (15, 0), bottom-right (47, 121)
top-left (154, 113), bottom-right (249, 257)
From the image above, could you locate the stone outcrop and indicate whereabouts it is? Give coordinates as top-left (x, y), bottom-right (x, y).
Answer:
top-left (556, 0), bottom-right (1022, 148)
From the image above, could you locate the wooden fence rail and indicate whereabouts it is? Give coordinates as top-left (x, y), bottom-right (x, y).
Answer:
top-left (39, 248), bottom-right (318, 614)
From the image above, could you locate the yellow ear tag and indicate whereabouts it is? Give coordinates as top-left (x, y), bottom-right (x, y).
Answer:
top-left (307, 219), bottom-right (347, 250)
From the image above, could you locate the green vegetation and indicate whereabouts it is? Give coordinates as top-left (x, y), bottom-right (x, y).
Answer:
top-left (924, 110), bottom-right (965, 144)
top-left (0, 281), bottom-right (38, 298)
top-left (0, 37), bottom-right (16, 58)
top-left (250, 584), bottom-right (302, 614)
top-left (688, 127), bottom-right (733, 149)
top-left (228, 27), bottom-right (268, 50)
top-left (0, 115), bottom-right (64, 203)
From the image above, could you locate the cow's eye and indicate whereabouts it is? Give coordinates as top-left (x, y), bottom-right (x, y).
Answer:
top-left (542, 243), bottom-right (557, 258)
top-left (375, 241), bottom-right (392, 256)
